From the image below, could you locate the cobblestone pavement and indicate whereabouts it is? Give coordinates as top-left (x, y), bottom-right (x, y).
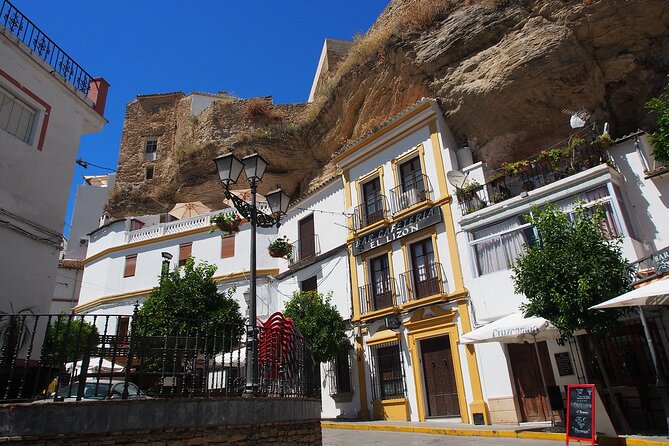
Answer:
top-left (322, 428), bottom-right (562, 446)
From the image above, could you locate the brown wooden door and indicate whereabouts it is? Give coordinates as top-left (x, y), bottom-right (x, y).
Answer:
top-left (508, 342), bottom-right (555, 422)
top-left (299, 214), bottom-right (315, 260)
top-left (363, 178), bottom-right (384, 226)
top-left (421, 336), bottom-right (460, 417)
top-left (370, 255), bottom-right (392, 310)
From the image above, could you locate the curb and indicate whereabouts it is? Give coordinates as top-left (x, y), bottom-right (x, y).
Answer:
top-left (321, 421), bottom-right (668, 446)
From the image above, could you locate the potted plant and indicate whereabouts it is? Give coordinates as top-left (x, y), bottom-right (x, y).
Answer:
top-left (268, 236), bottom-right (293, 259)
top-left (210, 212), bottom-right (242, 234)
top-left (455, 180), bottom-right (483, 202)
top-left (501, 160), bottom-right (530, 175)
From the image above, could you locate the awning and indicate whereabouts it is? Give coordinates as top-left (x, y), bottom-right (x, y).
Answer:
top-left (589, 277), bottom-right (669, 309)
top-left (460, 312), bottom-right (558, 345)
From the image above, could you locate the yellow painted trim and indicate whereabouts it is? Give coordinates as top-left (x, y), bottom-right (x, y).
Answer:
top-left (85, 225), bottom-right (213, 265)
top-left (428, 120), bottom-right (449, 202)
top-left (372, 398), bottom-right (409, 421)
top-left (333, 102), bottom-right (432, 165)
top-left (359, 306), bottom-right (400, 323)
top-left (404, 313), bottom-right (468, 423)
top-left (73, 268), bottom-right (280, 313)
top-left (364, 328), bottom-right (400, 346)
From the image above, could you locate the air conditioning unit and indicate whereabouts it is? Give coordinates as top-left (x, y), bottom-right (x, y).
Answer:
top-left (397, 189), bottom-right (418, 210)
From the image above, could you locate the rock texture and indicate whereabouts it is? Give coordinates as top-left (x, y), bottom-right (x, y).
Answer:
top-left (108, 0), bottom-right (669, 217)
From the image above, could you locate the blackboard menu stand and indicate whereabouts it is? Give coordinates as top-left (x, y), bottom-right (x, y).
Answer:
top-left (566, 384), bottom-right (595, 446)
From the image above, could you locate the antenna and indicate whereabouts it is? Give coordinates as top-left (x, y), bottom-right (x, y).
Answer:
top-left (446, 170), bottom-right (468, 188)
top-left (562, 107), bottom-right (590, 129)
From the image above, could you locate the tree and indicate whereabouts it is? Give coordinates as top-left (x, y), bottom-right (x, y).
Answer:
top-left (284, 291), bottom-right (350, 364)
top-left (512, 203), bottom-right (632, 431)
top-left (646, 79), bottom-right (669, 164)
top-left (41, 316), bottom-right (99, 367)
top-left (136, 258), bottom-right (244, 351)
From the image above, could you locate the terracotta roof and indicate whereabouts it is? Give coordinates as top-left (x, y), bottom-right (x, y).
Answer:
top-left (59, 259), bottom-right (84, 270)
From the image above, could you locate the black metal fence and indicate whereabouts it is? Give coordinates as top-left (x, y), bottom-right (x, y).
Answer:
top-left (0, 0), bottom-right (94, 96)
top-left (0, 312), bottom-right (319, 403)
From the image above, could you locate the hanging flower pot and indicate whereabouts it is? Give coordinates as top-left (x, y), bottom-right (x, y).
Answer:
top-left (210, 212), bottom-right (242, 234)
top-left (268, 236), bottom-right (293, 260)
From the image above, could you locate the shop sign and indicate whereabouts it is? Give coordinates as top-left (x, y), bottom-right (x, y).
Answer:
top-left (353, 207), bottom-right (442, 256)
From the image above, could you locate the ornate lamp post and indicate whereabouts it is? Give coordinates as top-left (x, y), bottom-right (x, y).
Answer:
top-left (160, 251), bottom-right (173, 281)
top-left (213, 152), bottom-right (289, 397)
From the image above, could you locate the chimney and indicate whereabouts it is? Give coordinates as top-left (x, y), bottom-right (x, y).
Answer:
top-left (87, 77), bottom-right (110, 117)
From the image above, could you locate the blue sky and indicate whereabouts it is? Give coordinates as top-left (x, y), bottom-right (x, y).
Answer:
top-left (14, 0), bottom-right (389, 237)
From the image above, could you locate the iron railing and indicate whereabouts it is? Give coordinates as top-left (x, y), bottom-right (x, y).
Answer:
top-left (289, 234), bottom-right (321, 265)
top-left (0, 0), bottom-right (94, 96)
top-left (359, 277), bottom-right (398, 314)
top-left (389, 175), bottom-right (432, 214)
top-left (629, 246), bottom-right (669, 285)
top-left (0, 312), bottom-right (319, 403)
top-left (353, 195), bottom-right (389, 230)
top-left (399, 262), bottom-right (445, 303)
top-left (368, 341), bottom-right (405, 401)
top-left (458, 138), bottom-right (611, 215)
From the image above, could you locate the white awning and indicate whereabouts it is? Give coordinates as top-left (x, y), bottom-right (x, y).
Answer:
top-left (460, 312), bottom-right (558, 344)
top-left (589, 277), bottom-right (669, 309)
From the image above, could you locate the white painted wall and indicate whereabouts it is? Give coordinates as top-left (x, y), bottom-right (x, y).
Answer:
top-left (0, 24), bottom-right (106, 314)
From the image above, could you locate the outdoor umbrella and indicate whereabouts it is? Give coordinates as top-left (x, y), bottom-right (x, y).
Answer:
top-left (66, 357), bottom-right (124, 375)
top-left (589, 277), bottom-right (669, 309)
top-left (168, 201), bottom-right (211, 220)
top-left (460, 311), bottom-right (559, 422)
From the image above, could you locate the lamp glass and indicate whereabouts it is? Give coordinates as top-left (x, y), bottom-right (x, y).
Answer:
top-left (214, 153), bottom-right (243, 186)
top-left (242, 153), bottom-right (267, 183)
top-left (266, 188), bottom-right (290, 215)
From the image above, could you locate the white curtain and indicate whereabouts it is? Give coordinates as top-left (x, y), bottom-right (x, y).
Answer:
top-left (473, 217), bottom-right (529, 275)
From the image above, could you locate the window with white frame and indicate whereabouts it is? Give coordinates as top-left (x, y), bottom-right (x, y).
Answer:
top-left (144, 139), bottom-right (158, 161)
top-left (0, 86), bottom-right (36, 144)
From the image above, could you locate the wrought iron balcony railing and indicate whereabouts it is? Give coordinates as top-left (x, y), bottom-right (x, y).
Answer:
top-left (359, 277), bottom-right (398, 314)
top-left (1, 0), bottom-right (94, 96)
top-left (399, 262), bottom-right (445, 303)
top-left (389, 175), bottom-right (432, 215)
top-left (629, 246), bottom-right (669, 285)
top-left (289, 234), bottom-right (321, 265)
top-left (458, 137), bottom-right (612, 216)
top-left (353, 195), bottom-right (389, 230)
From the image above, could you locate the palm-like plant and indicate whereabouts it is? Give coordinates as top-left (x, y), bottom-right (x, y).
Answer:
top-left (0, 304), bottom-right (36, 366)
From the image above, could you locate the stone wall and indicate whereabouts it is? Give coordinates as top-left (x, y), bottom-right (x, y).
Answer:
top-left (0, 397), bottom-right (321, 445)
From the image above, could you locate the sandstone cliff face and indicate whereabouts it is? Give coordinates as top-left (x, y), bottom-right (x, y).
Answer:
top-left (108, 0), bottom-right (669, 217)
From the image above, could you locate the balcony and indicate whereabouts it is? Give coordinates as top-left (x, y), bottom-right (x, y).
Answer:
top-left (629, 246), bottom-right (669, 285)
top-left (389, 175), bottom-right (433, 215)
top-left (289, 234), bottom-right (321, 266)
top-left (0, 0), bottom-right (104, 107)
top-left (399, 262), bottom-right (446, 304)
top-left (353, 195), bottom-right (389, 231)
top-left (458, 136), bottom-right (612, 216)
top-left (359, 277), bottom-right (398, 314)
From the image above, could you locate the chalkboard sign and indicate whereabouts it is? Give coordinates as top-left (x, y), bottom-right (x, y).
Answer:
top-left (566, 384), bottom-right (595, 446)
top-left (555, 352), bottom-right (574, 376)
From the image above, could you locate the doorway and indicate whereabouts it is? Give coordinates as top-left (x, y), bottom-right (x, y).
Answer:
top-left (420, 336), bottom-right (460, 417)
top-left (508, 342), bottom-right (555, 422)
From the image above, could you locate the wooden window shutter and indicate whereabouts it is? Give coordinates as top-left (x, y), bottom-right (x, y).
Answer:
top-left (221, 235), bottom-right (235, 258)
top-left (124, 254), bottom-right (137, 277)
top-left (179, 243), bottom-right (192, 266)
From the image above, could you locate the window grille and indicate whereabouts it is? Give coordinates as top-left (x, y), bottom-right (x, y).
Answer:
top-left (368, 340), bottom-right (405, 400)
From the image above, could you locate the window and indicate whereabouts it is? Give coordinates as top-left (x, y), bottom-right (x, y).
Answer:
top-left (329, 350), bottom-right (352, 395)
top-left (124, 254), bottom-right (137, 278)
top-left (145, 166), bottom-right (154, 180)
top-left (179, 243), bottom-right (192, 267)
top-left (301, 276), bottom-right (318, 293)
top-left (369, 255), bottom-right (393, 310)
top-left (409, 238), bottom-right (440, 298)
top-left (221, 235), bottom-right (235, 258)
top-left (298, 214), bottom-right (316, 261)
top-left (0, 85), bottom-right (36, 143)
top-left (470, 215), bottom-right (534, 276)
top-left (399, 157), bottom-right (426, 199)
top-left (369, 341), bottom-right (405, 400)
top-left (144, 139), bottom-right (158, 161)
top-left (362, 177), bottom-right (384, 227)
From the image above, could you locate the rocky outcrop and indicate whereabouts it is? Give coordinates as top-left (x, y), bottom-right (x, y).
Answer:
top-left (108, 0), bottom-right (669, 217)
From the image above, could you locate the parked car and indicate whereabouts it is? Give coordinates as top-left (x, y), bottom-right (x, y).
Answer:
top-left (35, 380), bottom-right (149, 402)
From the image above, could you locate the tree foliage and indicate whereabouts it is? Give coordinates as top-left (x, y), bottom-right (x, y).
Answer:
top-left (284, 291), bottom-right (350, 363)
top-left (646, 79), bottom-right (669, 164)
top-left (512, 204), bottom-right (631, 338)
top-left (41, 316), bottom-right (99, 367)
top-left (136, 258), bottom-right (244, 343)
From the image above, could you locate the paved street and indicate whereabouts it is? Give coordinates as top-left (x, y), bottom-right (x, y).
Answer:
top-left (323, 428), bottom-right (561, 446)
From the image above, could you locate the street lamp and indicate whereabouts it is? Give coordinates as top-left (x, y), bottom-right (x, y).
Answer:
top-left (214, 152), bottom-right (289, 397)
top-left (160, 252), bottom-right (173, 281)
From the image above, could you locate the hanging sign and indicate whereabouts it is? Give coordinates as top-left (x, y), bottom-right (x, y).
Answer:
top-left (352, 206), bottom-right (442, 256)
top-left (566, 384), bottom-right (595, 446)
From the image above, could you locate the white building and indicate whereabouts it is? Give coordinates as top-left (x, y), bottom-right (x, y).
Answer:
top-left (451, 131), bottom-right (669, 427)
top-left (0, 2), bottom-right (108, 315)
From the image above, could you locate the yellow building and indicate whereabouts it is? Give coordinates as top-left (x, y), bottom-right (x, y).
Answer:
top-left (334, 99), bottom-right (488, 424)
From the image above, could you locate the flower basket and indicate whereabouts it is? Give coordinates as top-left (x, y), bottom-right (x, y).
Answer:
top-left (455, 180), bottom-right (483, 202)
top-left (216, 220), bottom-right (240, 233)
top-left (268, 236), bottom-right (292, 260)
top-left (210, 212), bottom-right (242, 234)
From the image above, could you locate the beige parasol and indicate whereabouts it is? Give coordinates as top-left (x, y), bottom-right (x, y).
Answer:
top-left (169, 201), bottom-right (211, 219)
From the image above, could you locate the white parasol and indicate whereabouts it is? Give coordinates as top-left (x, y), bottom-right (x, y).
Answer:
top-left (589, 277), bottom-right (669, 309)
top-left (169, 201), bottom-right (211, 219)
top-left (460, 312), bottom-right (558, 345)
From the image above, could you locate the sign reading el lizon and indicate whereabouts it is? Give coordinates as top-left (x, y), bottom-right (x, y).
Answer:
top-left (353, 206), bottom-right (442, 256)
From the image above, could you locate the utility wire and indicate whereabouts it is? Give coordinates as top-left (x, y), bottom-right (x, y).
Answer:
top-left (76, 158), bottom-right (116, 172)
